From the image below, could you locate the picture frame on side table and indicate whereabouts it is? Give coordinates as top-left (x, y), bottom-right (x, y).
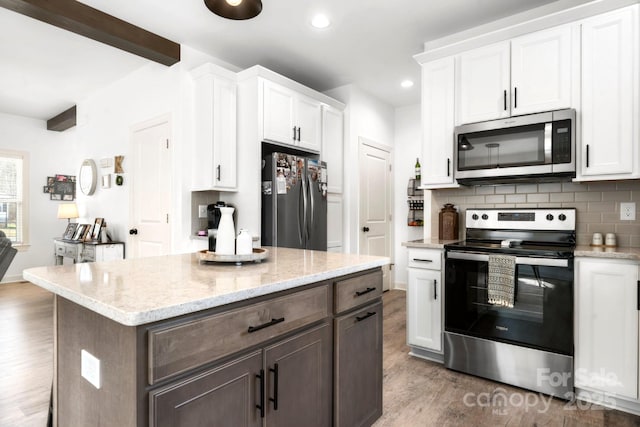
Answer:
top-left (73, 224), bottom-right (90, 241)
top-left (62, 223), bottom-right (77, 240)
top-left (91, 218), bottom-right (104, 241)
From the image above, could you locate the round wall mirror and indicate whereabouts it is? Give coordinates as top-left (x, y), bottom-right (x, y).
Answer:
top-left (79, 159), bottom-right (97, 195)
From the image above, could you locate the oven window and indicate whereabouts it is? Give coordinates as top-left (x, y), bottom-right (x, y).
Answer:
top-left (444, 257), bottom-right (573, 355)
top-left (458, 123), bottom-right (547, 170)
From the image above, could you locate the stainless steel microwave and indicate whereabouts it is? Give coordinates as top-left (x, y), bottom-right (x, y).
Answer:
top-left (454, 109), bottom-right (575, 185)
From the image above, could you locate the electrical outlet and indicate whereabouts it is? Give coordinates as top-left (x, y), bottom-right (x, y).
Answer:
top-left (620, 202), bottom-right (636, 221)
top-left (198, 205), bottom-right (207, 219)
top-left (81, 349), bottom-right (101, 389)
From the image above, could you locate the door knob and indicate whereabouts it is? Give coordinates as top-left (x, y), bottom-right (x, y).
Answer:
top-left (362, 227), bottom-right (370, 232)
top-left (129, 228), bottom-right (138, 235)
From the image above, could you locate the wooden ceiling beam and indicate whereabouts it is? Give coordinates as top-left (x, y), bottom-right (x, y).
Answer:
top-left (47, 105), bottom-right (76, 131)
top-left (0, 0), bottom-right (180, 66)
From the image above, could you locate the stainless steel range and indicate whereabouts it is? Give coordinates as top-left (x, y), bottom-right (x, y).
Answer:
top-left (444, 208), bottom-right (576, 398)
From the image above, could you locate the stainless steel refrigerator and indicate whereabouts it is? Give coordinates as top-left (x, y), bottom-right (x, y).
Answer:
top-left (262, 152), bottom-right (328, 250)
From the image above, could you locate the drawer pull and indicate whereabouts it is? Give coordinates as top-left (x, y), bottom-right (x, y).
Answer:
top-left (256, 369), bottom-right (265, 418)
top-left (355, 287), bottom-right (376, 297)
top-left (269, 363), bottom-right (279, 410)
top-left (247, 317), bottom-right (285, 333)
top-left (356, 311), bottom-right (377, 322)
top-left (413, 258), bottom-right (433, 263)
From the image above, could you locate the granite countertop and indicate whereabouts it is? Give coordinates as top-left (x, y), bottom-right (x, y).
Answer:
top-left (574, 245), bottom-right (640, 261)
top-left (402, 238), bottom-right (461, 249)
top-left (23, 247), bottom-right (389, 327)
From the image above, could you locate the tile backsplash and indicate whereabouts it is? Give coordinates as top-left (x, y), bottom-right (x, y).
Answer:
top-left (431, 181), bottom-right (640, 247)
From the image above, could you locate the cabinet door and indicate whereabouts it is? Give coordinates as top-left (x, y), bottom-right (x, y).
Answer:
top-left (150, 350), bottom-right (262, 427)
top-left (327, 193), bottom-right (343, 250)
top-left (263, 81), bottom-right (296, 145)
top-left (421, 56), bottom-right (456, 187)
top-left (511, 25), bottom-right (573, 116)
top-left (191, 67), bottom-right (237, 191)
top-left (296, 94), bottom-right (322, 152)
top-left (264, 323), bottom-right (332, 427)
top-left (334, 301), bottom-right (382, 427)
top-left (212, 77), bottom-right (237, 190)
top-left (580, 5), bottom-right (638, 179)
top-left (321, 105), bottom-right (343, 193)
top-left (456, 41), bottom-right (510, 124)
top-left (407, 267), bottom-right (442, 352)
top-left (575, 258), bottom-right (639, 400)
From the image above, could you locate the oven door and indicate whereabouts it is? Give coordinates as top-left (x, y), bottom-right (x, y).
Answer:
top-left (445, 251), bottom-right (573, 355)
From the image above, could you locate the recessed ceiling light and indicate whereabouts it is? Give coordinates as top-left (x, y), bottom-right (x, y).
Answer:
top-left (401, 80), bottom-right (414, 88)
top-left (311, 14), bottom-right (331, 29)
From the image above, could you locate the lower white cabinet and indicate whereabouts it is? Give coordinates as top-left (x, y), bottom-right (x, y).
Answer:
top-left (407, 248), bottom-right (444, 356)
top-left (575, 257), bottom-right (639, 401)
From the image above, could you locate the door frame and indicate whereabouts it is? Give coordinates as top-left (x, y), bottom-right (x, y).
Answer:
top-left (129, 113), bottom-right (173, 257)
top-left (357, 136), bottom-right (394, 279)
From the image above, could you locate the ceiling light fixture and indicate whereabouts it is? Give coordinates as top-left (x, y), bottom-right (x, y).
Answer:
top-left (311, 14), bottom-right (331, 29)
top-left (204, 0), bottom-right (262, 20)
top-left (401, 79), bottom-right (414, 88)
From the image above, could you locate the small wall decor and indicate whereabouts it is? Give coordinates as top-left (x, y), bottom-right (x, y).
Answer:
top-left (115, 175), bottom-right (124, 186)
top-left (79, 159), bottom-right (97, 195)
top-left (44, 175), bottom-right (76, 200)
top-left (102, 175), bottom-right (111, 189)
top-left (114, 155), bottom-right (124, 174)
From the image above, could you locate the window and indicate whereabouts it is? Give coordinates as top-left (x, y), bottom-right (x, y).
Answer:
top-left (0, 150), bottom-right (28, 246)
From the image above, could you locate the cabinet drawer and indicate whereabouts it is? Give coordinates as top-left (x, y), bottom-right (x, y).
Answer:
top-left (408, 248), bottom-right (442, 270)
top-left (64, 245), bottom-right (80, 258)
top-left (334, 269), bottom-right (382, 314)
top-left (82, 245), bottom-right (95, 260)
top-left (148, 284), bottom-right (330, 384)
top-left (55, 244), bottom-right (66, 256)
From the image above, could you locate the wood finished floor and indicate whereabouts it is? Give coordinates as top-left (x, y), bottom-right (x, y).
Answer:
top-left (2, 282), bottom-right (639, 426)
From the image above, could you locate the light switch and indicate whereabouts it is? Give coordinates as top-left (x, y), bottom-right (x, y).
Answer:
top-left (198, 205), bottom-right (207, 218)
top-left (81, 349), bottom-right (101, 389)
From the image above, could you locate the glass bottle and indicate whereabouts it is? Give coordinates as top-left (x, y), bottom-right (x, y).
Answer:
top-left (415, 157), bottom-right (421, 181)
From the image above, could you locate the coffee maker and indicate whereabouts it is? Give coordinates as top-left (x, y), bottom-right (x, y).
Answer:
top-left (207, 201), bottom-right (235, 251)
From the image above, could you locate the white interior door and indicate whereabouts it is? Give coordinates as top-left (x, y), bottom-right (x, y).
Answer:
top-left (129, 116), bottom-right (171, 258)
top-left (358, 139), bottom-right (392, 290)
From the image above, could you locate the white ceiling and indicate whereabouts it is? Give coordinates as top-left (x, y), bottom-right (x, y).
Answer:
top-left (1, 0), bottom-right (590, 121)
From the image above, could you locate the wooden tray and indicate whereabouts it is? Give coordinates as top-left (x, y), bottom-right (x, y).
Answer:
top-left (198, 248), bottom-right (269, 265)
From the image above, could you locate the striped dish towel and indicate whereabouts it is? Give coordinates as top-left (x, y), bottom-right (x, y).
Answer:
top-left (487, 254), bottom-right (516, 308)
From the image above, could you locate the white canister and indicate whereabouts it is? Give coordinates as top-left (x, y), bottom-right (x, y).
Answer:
top-left (236, 229), bottom-right (253, 255)
top-left (592, 233), bottom-right (603, 246)
top-left (605, 233), bottom-right (617, 246)
top-left (215, 207), bottom-right (236, 255)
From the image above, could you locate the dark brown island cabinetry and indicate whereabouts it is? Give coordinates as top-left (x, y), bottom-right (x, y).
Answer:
top-left (54, 267), bottom-right (382, 427)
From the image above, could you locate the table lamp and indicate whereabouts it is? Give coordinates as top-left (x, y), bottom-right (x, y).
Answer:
top-left (57, 203), bottom-right (79, 224)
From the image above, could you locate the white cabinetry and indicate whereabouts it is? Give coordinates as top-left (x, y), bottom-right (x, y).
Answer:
top-left (191, 63), bottom-right (237, 191)
top-left (263, 80), bottom-right (321, 152)
top-left (578, 5), bottom-right (639, 180)
top-left (456, 25), bottom-right (573, 125)
top-left (321, 105), bottom-right (343, 193)
top-left (327, 193), bottom-right (343, 252)
top-left (407, 248), bottom-right (443, 360)
top-left (421, 56), bottom-right (457, 188)
top-left (575, 257), bottom-right (639, 401)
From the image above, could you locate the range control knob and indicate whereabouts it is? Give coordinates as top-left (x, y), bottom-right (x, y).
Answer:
top-left (558, 213), bottom-right (567, 221)
top-left (546, 214), bottom-right (554, 221)
top-left (472, 214), bottom-right (479, 220)
top-left (481, 214), bottom-right (489, 220)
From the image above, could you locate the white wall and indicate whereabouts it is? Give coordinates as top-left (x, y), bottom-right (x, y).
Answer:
top-left (0, 113), bottom-right (78, 282)
top-left (324, 85), bottom-right (395, 257)
top-left (393, 104), bottom-right (424, 289)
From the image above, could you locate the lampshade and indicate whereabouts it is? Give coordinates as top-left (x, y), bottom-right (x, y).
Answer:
top-left (204, 0), bottom-right (262, 20)
top-left (57, 203), bottom-right (79, 220)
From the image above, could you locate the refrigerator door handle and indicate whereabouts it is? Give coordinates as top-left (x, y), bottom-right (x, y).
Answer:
top-left (301, 174), bottom-right (308, 244)
top-left (307, 175), bottom-right (314, 241)
top-left (297, 179), bottom-right (304, 246)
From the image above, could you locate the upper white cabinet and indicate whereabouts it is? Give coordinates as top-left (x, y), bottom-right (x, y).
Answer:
top-left (575, 257), bottom-right (639, 400)
top-left (578, 5), bottom-right (639, 180)
top-left (262, 80), bottom-right (322, 152)
top-left (321, 105), bottom-right (344, 193)
top-left (421, 56), bottom-right (457, 188)
top-left (191, 64), bottom-right (237, 191)
top-left (456, 25), bottom-right (574, 125)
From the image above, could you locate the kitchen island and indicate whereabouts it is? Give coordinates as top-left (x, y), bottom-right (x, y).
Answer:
top-left (24, 247), bottom-right (389, 427)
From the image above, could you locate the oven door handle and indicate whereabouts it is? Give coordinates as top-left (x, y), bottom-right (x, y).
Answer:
top-left (447, 251), bottom-right (569, 268)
